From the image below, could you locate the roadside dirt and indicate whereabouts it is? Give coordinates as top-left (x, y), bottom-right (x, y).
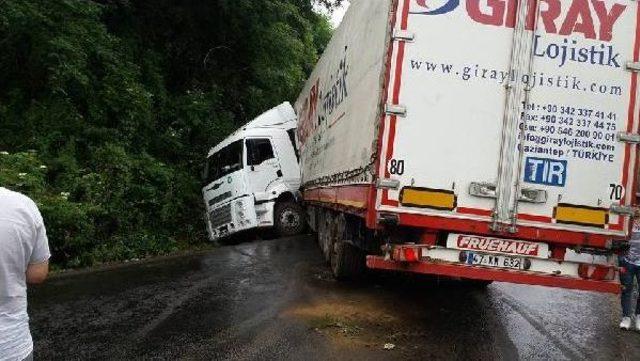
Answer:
top-left (284, 266), bottom-right (453, 359)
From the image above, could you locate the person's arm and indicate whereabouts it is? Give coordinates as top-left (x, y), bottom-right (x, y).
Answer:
top-left (27, 206), bottom-right (51, 284)
top-left (26, 261), bottom-right (49, 284)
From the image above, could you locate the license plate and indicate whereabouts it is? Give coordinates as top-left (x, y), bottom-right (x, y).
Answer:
top-left (468, 253), bottom-right (523, 270)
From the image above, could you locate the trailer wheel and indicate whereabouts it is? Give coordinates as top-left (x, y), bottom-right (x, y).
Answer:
top-left (318, 210), bottom-right (333, 262)
top-left (313, 207), bottom-right (321, 244)
top-left (274, 201), bottom-right (305, 237)
top-left (331, 239), bottom-right (366, 280)
top-left (330, 215), bottom-right (366, 280)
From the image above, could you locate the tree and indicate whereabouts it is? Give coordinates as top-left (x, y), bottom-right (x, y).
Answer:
top-left (0, 0), bottom-right (332, 267)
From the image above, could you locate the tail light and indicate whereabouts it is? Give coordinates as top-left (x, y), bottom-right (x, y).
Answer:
top-left (550, 246), bottom-right (566, 261)
top-left (578, 264), bottom-right (616, 281)
top-left (393, 246), bottom-right (420, 263)
top-left (403, 248), bottom-right (419, 262)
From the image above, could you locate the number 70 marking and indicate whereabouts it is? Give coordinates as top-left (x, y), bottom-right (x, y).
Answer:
top-left (609, 184), bottom-right (624, 201)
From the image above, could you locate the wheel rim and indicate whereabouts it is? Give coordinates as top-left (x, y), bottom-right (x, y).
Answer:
top-left (280, 208), bottom-right (301, 232)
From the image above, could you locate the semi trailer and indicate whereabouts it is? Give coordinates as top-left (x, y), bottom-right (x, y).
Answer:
top-left (295, 0), bottom-right (640, 293)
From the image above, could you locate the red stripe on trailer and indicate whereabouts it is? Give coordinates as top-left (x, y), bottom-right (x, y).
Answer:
top-left (319, 188), bottom-right (334, 203)
top-left (610, 223), bottom-right (624, 231)
top-left (457, 207), bottom-right (492, 217)
top-left (517, 214), bottom-right (552, 223)
top-left (305, 188), bottom-right (319, 202)
top-left (628, 4), bottom-right (640, 235)
top-left (456, 208), bottom-right (550, 225)
top-left (385, 21), bottom-right (406, 173)
top-left (398, 212), bottom-right (611, 248)
top-left (400, 0), bottom-right (409, 30)
top-left (304, 185), bottom-right (371, 210)
top-left (370, 0), bottom-right (402, 228)
top-left (384, 116), bottom-right (398, 179)
top-left (381, 0), bottom-right (410, 207)
top-left (617, 4), bottom-right (640, 230)
top-left (628, 3), bottom-right (640, 231)
top-left (337, 185), bottom-right (370, 209)
top-left (366, 256), bottom-right (621, 294)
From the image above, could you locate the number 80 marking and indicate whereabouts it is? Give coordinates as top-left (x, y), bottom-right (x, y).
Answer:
top-left (389, 159), bottom-right (405, 175)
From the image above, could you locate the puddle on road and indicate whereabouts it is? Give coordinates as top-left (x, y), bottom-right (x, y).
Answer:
top-left (280, 265), bottom-right (497, 359)
top-left (286, 263), bottom-right (640, 361)
top-left (284, 295), bottom-right (429, 358)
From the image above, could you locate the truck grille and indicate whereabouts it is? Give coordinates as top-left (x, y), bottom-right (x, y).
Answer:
top-left (209, 204), bottom-right (232, 229)
top-left (208, 191), bottom-right (232, 207)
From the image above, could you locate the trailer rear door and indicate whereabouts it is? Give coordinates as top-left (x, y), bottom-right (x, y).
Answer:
top-left (378, 0), bottom-right (639, 240)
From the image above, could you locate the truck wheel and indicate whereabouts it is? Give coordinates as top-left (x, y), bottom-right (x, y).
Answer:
top-left (330, 215), bottom-right (365, 280)
top-left (275, 202), bottom-right (305, 237)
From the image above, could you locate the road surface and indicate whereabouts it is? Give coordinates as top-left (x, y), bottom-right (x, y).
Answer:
top-left (29, 235), bottom-right (640, 360)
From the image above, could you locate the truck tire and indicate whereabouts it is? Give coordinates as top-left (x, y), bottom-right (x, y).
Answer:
top-left (313, 207), bottom-right (321, 244)
top-left (461, 279), bottom-right (494, 289)
top-left (274, 201), bottom-right (305, 237)
top-left (318, 210), bottom-right (333, 262)
top-left (330, 215), bottom-right (366, 280)
top-left (331, 239), bottom-right (366, 280)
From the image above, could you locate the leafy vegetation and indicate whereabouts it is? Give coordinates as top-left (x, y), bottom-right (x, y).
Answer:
top-left (0, 0), bottom-right (335, 267)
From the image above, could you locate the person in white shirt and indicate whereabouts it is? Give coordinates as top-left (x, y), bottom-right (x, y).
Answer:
top-left (0, 187), bottom-right (50, 361)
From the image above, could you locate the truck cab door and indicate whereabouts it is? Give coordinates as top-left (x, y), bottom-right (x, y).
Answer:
top-left (246, 138), bottom-right (281, 196)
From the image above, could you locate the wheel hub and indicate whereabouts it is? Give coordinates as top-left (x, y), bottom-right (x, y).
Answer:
top-left (280, 209), bottom-right (300, 230)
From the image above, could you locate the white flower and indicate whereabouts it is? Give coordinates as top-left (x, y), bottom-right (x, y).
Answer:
top-left (0, 151), bottom-right (9, 155)
top-left (39, 165), bottom-right (47, 169)
top-left (18, 173), bottom-right (27, 178)
top-left (60, 192), bottom-right (70, 200)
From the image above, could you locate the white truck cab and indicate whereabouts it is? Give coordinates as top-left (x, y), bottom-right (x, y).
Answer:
top-left (202, 102), bottom-right (303, 241)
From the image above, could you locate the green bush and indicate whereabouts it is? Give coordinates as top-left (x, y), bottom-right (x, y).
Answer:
top-left (0, 152), bottom-right (93, 267)
top-left (1, 150), bottom-right (191, 267)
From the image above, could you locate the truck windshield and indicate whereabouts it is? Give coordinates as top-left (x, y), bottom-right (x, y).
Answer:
top-left (204, 140), bottom-right (243, 185)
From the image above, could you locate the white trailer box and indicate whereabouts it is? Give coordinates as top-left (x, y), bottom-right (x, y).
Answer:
top-left (297, 0), bottom-right (640, 293)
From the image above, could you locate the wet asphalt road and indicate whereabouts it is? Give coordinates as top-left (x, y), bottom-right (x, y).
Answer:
top-left (28, 235), bottom-right (640, 360)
